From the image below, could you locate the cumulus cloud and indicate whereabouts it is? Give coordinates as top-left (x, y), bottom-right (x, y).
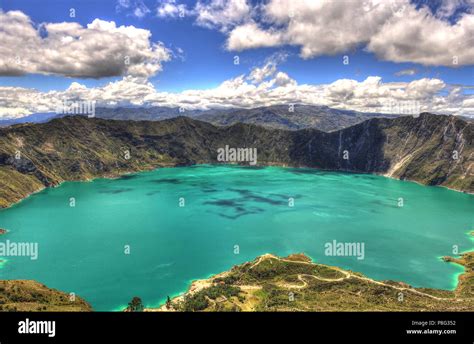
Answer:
top-left (1, 64), bottom-right (472, 119)
top-left (367, 4), bottom-right (474, 66)
top-left (194, 0), bottom-right (252, 32)
top-left (197, 0), bottom-right (474, 66)
top-left (0, 10), bottom-right (171, 78)
top-left (247, 61), bottom-right (277, 84)
top-left (152, 0), bottom-right (474, 66)
top-left (434, 0), bottom-right (474, 19)
top-left (226, 22), bottom-right (283, 51)
top-left (246, 53), bottom-right (287, 84)
top-left (116, 0), bottom-right (151, 18)
top-left (156, 0), bottom-right (188, 18)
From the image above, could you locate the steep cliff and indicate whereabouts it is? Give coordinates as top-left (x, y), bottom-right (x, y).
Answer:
top-left (0, 113), bottom-right (471, 207)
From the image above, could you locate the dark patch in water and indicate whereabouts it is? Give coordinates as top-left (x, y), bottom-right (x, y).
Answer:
top-left (228, 188), bottom-right (287, 205)
top-left (119, 174), bottom-right (137, 180)
top-left (99, 188), bottom-right (133, 194)
top-left (146, 190), bottom-right (161, 196)
top-left (270, 193), bottom-right (302, 200)
top-left (204, 196), bottom-right (265, 219)
top-left (204, 199), bottom-right (240, 207)
top-left (202, 188), bottom-right (218, 193)
top-left (189, 182), bottom-right (218, 194)
top-left (250, 195), bottom-right (286, 205)
top-left (214, 207), bottom-right (264, 219)
top-left (216, 213), bottom-right (242, 220)
top-left (150, 178), bottom-right (181, 184)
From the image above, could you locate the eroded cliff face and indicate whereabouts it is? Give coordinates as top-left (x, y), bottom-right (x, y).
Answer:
top-left (372, 113), bottom-right (473, 191)
top-left (215, 112), bottom-right (473, 191)
top-left (0, 113), bottom-right (472, 207)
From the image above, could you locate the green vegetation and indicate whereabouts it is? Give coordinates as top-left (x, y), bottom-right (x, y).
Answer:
top-left (165, 296), bottom-right (172, 310)
top-left (127, 296), bottom-right (144, 312)
top-left (0, 280), bottom-right (91, 312)
top-left (165, 253), bottom-right (474, 312)
top-left (175, 284), bottom-right (242, 312)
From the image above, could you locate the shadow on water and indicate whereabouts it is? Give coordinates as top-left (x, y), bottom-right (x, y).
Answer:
top-left (146, 190), bottom-right (161, 196)
top-left (118, 174), bottom-right (138, 180)
top-left (150, 178), bottom-right (181, 184)
top-left (98, 188), bottom-right (133, 194)
top-left (227, 188), bottom-right (287, 205)
top-left (202, 187), bottom-right (297, 220)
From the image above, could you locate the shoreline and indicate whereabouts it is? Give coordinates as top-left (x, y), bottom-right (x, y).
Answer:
top-left (1, 163), bottom-right (472, 210)
top-left (148, 231), bottom-right (474, 312)
top-left (0, 166), bottom-right (472, 311)
top-left (149, 244), bottom-right (474, 312)
top-left (0, 162), bottom-right (178, 210)
top-left (151, 253), bottom-right (473, 312)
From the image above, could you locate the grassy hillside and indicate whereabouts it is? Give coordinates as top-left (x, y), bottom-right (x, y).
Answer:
top-left (0, 280), bottom-right (92, 312)
top-left (158, 252), bottom-right (474, 312)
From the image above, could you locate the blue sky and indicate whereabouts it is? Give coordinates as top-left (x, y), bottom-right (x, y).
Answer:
top-left (1, 0), bottom-right (473, 92)
top-left (0, 0), bottom-right (473, 117)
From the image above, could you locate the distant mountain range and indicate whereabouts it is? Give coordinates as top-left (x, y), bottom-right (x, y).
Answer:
top-left (194, 105), bottom-right (399, 131)
top-left (0, 113), bottom-right (57, 127)
top-left (0, 105), bottom-right (398, 132)
top-left (0, 113), bottom-right (472, 208)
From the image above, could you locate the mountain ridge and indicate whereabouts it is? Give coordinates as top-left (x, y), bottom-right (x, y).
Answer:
top-left (0, 105), bottom-right (396, 132)
top-left (194, 104), bottom-right (399, 131)
top-left (0, 112), bottom-right (472, 208)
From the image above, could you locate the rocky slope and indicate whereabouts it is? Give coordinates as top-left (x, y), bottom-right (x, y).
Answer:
top-left (0, 112), bottom-right (472, 207)
top-left (155, 252), bottom-right (474, 312)
top-left (0, 280), bottom-right (91, 311)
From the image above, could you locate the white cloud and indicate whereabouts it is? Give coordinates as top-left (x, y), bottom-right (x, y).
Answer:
top-left (273, 71), bottom-right (296, 87)
top-left (156, 0), bottom-right (188, 18)
top-left (367, 4), bottom-right (474, 66)
top-left (435, 0), bottom-right (474, 19)
top-left (247, 61), bottom-right (277, 84)
top-left (226, 22), bottom-right (283, 51)
top-left (0, 10), bottom-right (171, 78)
top-left (1, 64), bottom-right (472, 119)
top-left (194, 0), bottom-right (252, 32)
top-left (116, 0), bottom-right (151, 18)
top-left (246, 53), bottom-right (288, 84)
top-left (211, 0), bottom-right (474, 66)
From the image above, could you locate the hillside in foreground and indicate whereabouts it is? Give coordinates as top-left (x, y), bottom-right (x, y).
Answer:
top-left (153, 252), bottom-right (474, 312)
top-left (0, 280), bottom-right (92, 312)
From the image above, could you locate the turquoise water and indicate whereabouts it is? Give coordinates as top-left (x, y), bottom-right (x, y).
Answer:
top-left (0, 165), bottom-right (472, 311)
